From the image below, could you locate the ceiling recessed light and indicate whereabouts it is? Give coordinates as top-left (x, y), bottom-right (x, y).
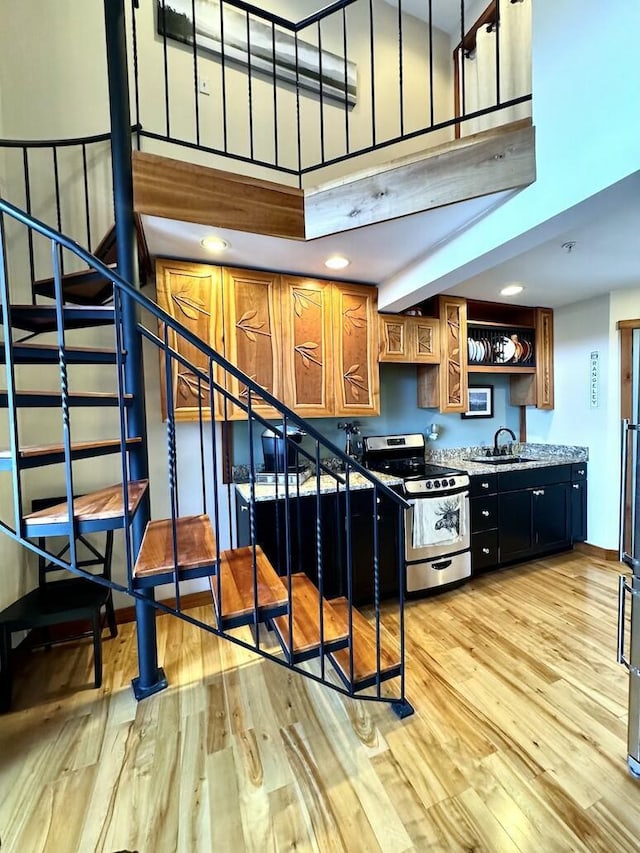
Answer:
top-left (201, 235), bottom-right (230, 252)
top-left (500, 284), bottom-right (524, 297)
top-left (325, 255), bottom-right (350, 270)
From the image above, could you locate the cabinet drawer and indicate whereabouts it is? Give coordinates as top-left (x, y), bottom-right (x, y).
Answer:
top-left (571, 462), bottom-right (587, 481)
top-left (471, 495), bottom-right (498, 532)
top-left (499, 464), bottom-right (571, 492)
top-left (470, 474), bottom-right (497, 497)
top-left (472, 530), bottom-right (498, 572)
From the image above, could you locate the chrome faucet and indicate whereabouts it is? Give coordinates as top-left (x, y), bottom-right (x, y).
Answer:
top-left (493, 426), bottom-right (516, 456)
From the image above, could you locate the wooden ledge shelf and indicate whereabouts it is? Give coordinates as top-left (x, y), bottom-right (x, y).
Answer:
top-left (467, 365), bottom-right (536, 374)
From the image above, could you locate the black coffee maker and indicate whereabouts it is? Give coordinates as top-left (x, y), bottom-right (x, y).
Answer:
top-left (261, 425), bottom-right (306, 472)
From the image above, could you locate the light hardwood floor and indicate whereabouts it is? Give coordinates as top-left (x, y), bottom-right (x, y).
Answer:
top-left (1, 552), bottom-right (638, 852)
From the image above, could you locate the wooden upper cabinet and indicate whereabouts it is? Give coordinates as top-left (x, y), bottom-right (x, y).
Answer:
top-left (155, 259), bottom-right (223, 421)
top-left (332, 283), bottom-right (380, 416)
top-left (437, 295), bottom-right (468, 413)
top-left (411, 317), bottom-right (439, 363)
top-left (379, 314), bottom-right (439, 363)
top-left (535, 308), bottom-right (554, 409)
top-left (379, 314), bottom-right (410, 362)
top-left (222, 267), bottom-right (282, 420)
top-left (280, 276), bottom-right (334, 417)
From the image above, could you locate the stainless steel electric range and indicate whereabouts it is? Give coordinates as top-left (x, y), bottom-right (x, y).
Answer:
top-left (362, 433), bottom-right (471, 593)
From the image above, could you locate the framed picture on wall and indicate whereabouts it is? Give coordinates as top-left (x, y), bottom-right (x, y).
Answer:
top-left (461, 384), bottom-right (494, 419)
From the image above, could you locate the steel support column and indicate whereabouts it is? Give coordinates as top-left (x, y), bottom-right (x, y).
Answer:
top-left (104, 0), bottom-right (167, 699)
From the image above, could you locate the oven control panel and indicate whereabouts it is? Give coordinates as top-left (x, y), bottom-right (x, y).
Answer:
top-left (404, 474), bottom-right (469, 495)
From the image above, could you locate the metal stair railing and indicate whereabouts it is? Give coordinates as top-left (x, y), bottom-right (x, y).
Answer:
top-left (0, 197), bottom-right (413, 716)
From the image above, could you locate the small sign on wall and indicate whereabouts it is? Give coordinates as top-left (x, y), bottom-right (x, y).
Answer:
top-left (590, 350), bottom-right (599, 408)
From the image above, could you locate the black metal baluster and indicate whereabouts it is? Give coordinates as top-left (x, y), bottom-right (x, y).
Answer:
top-left (271, 21), bottom-right (279, 168)
top-left (495, 0), bottom-right (501, 107)
top-left (460, 0), bottom-right (466, 119)
top-left (345, 464), bottom-right (354, 692)
top-left (283, 416), bottom-right (294, 662)
top-left (369, 0), bottom-right (377, 148)
top-left (130, 0), bottom-right (141, 148)
top-left (342, 7), bottom-right (350, 156)
top-left (191, 0), bottom-right (201, 146)
top-left (315, 441), bottom-right (325, 680)
top-left (52, 241), bottom-right (77, 569)
top-left (247, 390), bottom-right (259, 650)
top-left (397, 502), bottom-right (407, 708)
top-left (0, 213), bottom-right (24, 537)
top-left (81, 143), bottom-right (92, 251)
top-left (208, 360), bottom-right (223, 627)
top-left (22, 148), bottom-right (36, 303)
top-left (398, 0), bottom-right (404, 138)
top-left (197, 376), bottom-right (206, 514)
top-left (373, 485), bottom-right (381, 698)
top-left (294, 31), bottom-right (302, 180)
top-left (220, 1), bottom-right (228, 153)
top-left (52, 146), bottom-right (64, 276)
top-left (428, 0), bottom-right (434, 127)
top-left (318, 21), bottom-right (325, 165)
top-left (246, 12), bottom-right (254, 162)
top-left (161, 0), bottom-right (171, 138)
top-left (164, 324), bottom-right (181, 611)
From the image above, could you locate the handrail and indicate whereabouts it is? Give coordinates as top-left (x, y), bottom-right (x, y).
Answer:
top-left (0, 125), bottom-right (139, 149)
top-left (0, 196), bottom-right (409, 510)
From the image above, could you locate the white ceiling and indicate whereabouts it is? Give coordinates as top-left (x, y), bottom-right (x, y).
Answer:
top-left (142, 189), bottom-right (512, 286)
top-left (445, 172), bottom-right (640, 308)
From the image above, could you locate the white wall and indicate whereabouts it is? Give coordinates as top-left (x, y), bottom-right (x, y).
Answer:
top-left (527, 295), bottom-right (617, 549)
top-left (380, 0), bottom-right (640, 309)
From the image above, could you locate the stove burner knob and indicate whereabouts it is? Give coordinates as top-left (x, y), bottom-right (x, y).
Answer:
top-left (449, 478), bottom-right (455, 487)
top-left (434, 480), bottom-right (440, 488)
top-left (426, 481), bottom-right (433, 489)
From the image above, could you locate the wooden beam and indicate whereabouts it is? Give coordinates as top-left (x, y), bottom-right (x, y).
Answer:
top-left (304, 120), bottom-right (535, 239)
top-left (132, 151), bottom-right (305, 240)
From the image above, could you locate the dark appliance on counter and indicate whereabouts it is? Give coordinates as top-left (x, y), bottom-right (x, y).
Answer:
top-left (362, 433), bottom-right (471, 593)
top-left (261, 425), bottom-right (306, 473)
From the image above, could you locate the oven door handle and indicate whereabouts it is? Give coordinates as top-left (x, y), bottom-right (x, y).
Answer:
top-left (405, 489), bottom-right (470, 505)
top-left (431, 559), bottom-right (453, 571)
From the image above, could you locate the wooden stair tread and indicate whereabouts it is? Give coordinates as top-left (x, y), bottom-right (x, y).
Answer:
top-left (272, 574), bottom-right (349, 657)
top-left (2, 305), bottom-right (115, 333)
top-left (33, 265), bottom-right (116, 305)
top-left (210, 546), bottom-right (287, 623)
top-left (134, 515), bottom-right (217, 578)
top-left (0, 390), bottom-right (132, 405)
top-left (328, 598), bottom-right (401, 686)
top-left (23, 481), bottom-right (148, 525)
top-left (0, 343), bottom-right (119, 361)
top-left (0, 437), bottom-right (141, 459)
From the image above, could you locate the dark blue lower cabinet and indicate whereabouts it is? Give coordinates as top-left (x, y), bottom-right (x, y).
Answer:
top-left (471, 463), bottom-right (586, 573)
top-left (235, 489), bottom-right (399, 605)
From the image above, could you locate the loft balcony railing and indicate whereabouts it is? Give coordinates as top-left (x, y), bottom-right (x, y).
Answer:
top-left (132, 0), bottom-right (532, 184)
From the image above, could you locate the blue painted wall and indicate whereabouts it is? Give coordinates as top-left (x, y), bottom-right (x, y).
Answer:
top-left (233, 364), bottom-right (521, 464)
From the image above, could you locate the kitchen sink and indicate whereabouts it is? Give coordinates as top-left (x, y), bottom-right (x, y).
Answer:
top-left (465, 456), bottom-right (542, 466)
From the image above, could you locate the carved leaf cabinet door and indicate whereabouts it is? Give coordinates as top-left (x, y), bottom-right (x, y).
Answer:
top-left (155, 259), bottom-right (224, 421)
top-left (280, 276), bottom-right (334, 418)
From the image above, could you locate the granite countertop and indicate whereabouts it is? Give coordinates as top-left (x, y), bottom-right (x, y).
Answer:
top-left (427, 443), bottom-right (588, 476)
top-left (235, 470), bottom-right (402, 503)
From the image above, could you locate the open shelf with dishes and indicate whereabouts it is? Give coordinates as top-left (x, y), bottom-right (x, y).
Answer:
top-left (467, 322), bottom-right (536, 371)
